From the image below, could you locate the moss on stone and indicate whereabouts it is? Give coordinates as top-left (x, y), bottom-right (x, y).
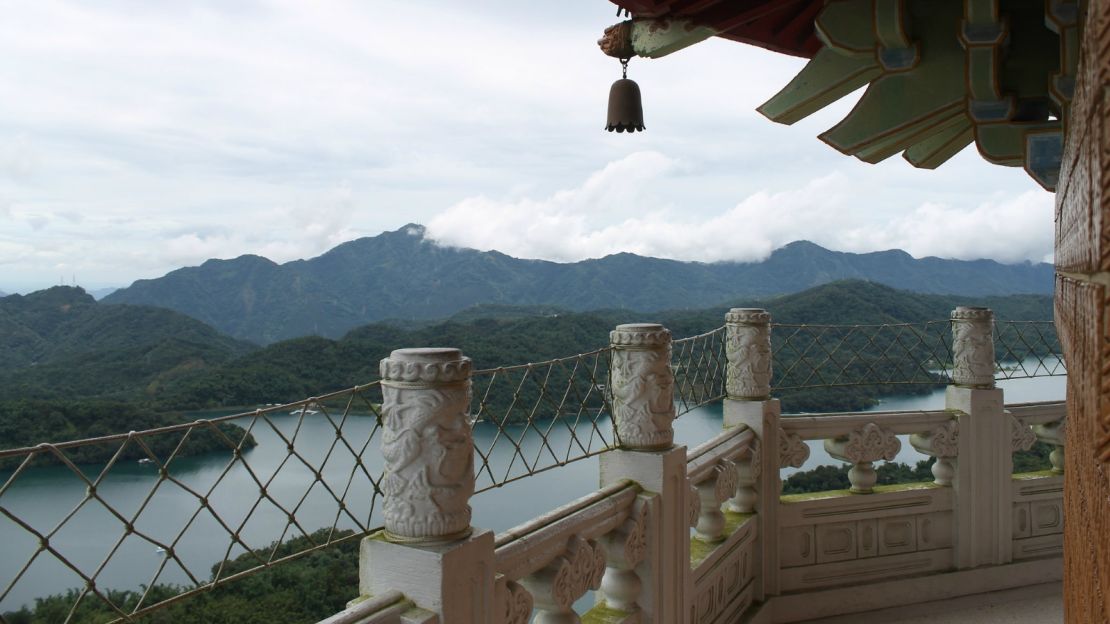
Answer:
top-left (780, 480), bottom-right (939, 503)
top-left (582, 601), bottom-right (635, 624)
top-left (689, 511), bottom-right (756, 568)
top-left (1013, 469), bottom-right (1062, 480)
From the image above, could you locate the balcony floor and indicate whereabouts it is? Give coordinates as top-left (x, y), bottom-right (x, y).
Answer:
top-left (800, 582), bottom-right (1062, 623)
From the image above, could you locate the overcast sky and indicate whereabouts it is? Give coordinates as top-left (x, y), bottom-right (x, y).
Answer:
top-left (0, 0), bottom-right (1054, 294)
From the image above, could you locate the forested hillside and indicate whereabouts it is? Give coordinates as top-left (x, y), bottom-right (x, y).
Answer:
top-left (154, 280), bottom-right (1055, 412)
top-left (0, 287), bottom-right (257, 401)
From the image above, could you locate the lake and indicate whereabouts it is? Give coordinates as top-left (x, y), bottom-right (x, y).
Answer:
top-left (0, 365), bottom-right (1065, 612)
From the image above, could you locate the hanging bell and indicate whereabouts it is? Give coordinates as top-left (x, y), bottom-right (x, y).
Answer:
top-left (606, 60), bottom-right (644, 133)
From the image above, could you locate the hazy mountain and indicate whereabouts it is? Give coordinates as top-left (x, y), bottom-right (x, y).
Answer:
top-left (0, 286), bottom-right (256, 400)
top-left (88, 287), bottom-right (119, 300)
top-left (104, 224), bottom-right (1055, 344)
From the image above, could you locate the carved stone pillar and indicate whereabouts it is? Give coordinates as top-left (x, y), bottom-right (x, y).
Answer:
top-left (610, 323), bottom-right (675, 450)
top-left (725, 308), bottom-right (772, 400)
top-left (379, 347), bottom-right (474, 541)
top-left (722, 308), bottom-right (780, 598)
top-left (825, 423), bottom-right (901, 493)
top-left (910, 420), bottom-right (960, 486)
top-left (360, 347), bottom-right (495, 623)
top-left (951, 306), bottom-right (996, 388)
top-left (601, 323), bottom-right (686, 623)
top-left (946, 311), bottom-right (1011, 568)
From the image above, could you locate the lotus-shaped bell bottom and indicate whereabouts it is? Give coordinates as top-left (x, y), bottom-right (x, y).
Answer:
top-left (606, 78), bottom-right (644, 132)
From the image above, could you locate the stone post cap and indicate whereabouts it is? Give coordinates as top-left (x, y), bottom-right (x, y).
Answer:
top-left (726, 308), bottom-right (771, 324)
top-left (380, 347), bottom-right (472, 384)
top-left (610, 323), bottom-right (671, 347)
top-left (951, 306), bottom-right (994, 321)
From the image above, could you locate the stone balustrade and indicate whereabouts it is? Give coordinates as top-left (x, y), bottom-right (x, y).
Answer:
top-left (333, 307), bottom-right (1067, 624)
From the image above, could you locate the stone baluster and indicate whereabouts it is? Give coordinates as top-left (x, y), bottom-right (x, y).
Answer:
top-left (727, 441), bottom-right (761, 514)
top-left (825, 423), bottom-right (901, 493)
top-left (910, 420), bottom-right (960, 486)
top-left (694, 461), bottom-right (738, 542)
top-left (599, 323), bottom-right (686, 623)
top-left (598, 498), bottom-right (651, 617)
top-left (358, 348), bottom-right (495, 623)
top-left (722, 308), bottom-right (781, 599)
top-left (1033, 419), bottom-right (1066, 473)
top-left (521, 536), bottom-right (606, 624)
top-left (946, 306), bottom-right (1015, 568)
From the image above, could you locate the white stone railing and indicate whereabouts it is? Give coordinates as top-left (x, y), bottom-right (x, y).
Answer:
top-left (330, 308), bottom-right (1067, 624)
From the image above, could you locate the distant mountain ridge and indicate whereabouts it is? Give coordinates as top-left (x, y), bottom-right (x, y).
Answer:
top-left (104, 224), bottom-right (1055, 344)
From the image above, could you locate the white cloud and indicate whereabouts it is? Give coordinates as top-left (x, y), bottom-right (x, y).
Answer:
top-left (427, 155), bottom-right (1054, 265)
top-left (837, 191), bottom-right (1054, 264)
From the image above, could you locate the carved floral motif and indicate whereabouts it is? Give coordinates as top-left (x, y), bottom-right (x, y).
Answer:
top-left (910, 420), bottom-right (960, 458)
top-left (501, 580), bottom-right (533, 624)
top-left (725, 309), bottom-right (772, 400)
top-left (1010, 415), bottom-right (1037, 452)
top-left (611, 324), bottom-right (675, 449)
top-left (951, 307), bottom-right (995, 387)
top-left (523, 536), bottom-right (607, 614)
top-left (778, 429), bottom-right (810, 468)
top-left (619, 501), bottom-right (650, 568)
top-left (714, 461), bottom-right (739, 505)
top-left (748, 439), bottom-right (763, 480)
top-left (380, 348), bottom-right (474, 540)
top-left (838, 422), bottom-right (901, 463)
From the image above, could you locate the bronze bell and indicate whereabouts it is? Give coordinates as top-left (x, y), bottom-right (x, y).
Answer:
top-left (606, 77), bottom-right (644, 133)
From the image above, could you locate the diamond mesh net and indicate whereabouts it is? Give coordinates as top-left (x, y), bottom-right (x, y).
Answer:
top-left (0, 384), bottom-right (385, 623)
top-left (470, 348), bottom-right (615, 493)
top-left (671, 326), bottom-right (728, 417)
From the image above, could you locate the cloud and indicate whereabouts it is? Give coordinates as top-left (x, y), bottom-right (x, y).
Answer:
top-left (0, 135), bottom-right (41, 181)
top-left (837, 191), bottom-right (1054, 264)
top-left (426, 155), bottom-right (1055, 265)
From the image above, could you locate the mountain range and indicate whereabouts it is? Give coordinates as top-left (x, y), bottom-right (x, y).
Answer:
top-left (103, 225), bottom-right (1055, 344)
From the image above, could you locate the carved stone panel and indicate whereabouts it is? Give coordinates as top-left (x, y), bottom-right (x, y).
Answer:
top-left (779, 525), bottom-right (815, 568)
top-left (877, 518), bottom-right (917, 556)
top-left (610, 324), bottom-right (675, 450)
top-left (725, 308), bottom-right (772, 400)
top-left (815, 522), bottom-right (857, 564)
top-left (1031, 500), bottom-right (1064, 536)
top-left (916, 512), bottom-right (953, 551)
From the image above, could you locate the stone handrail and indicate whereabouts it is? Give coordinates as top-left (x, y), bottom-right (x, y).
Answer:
top-left (492, 483), bottom-right (642, 623)
top-left (329, 307), bottom-right (1066, 624)
top-left (781, 409), bottom-right (953, 439)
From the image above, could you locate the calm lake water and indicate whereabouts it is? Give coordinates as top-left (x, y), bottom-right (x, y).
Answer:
top-left (0, 363), bottom-right (1065, 612)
